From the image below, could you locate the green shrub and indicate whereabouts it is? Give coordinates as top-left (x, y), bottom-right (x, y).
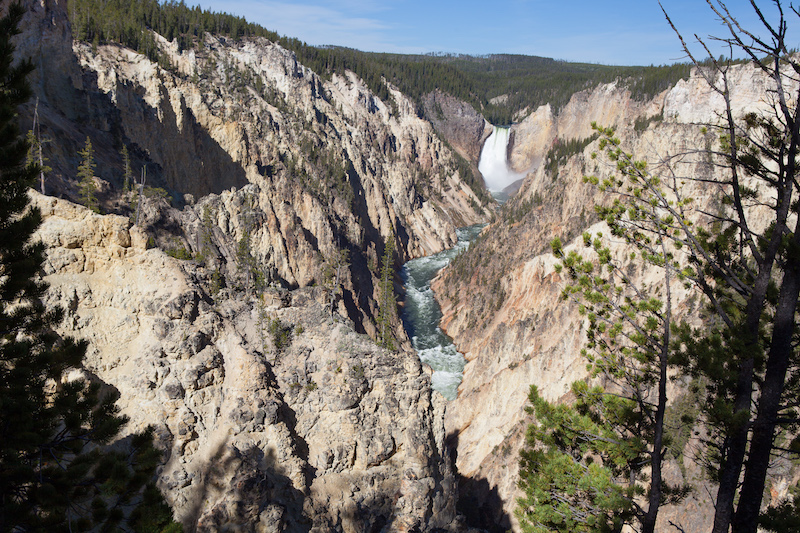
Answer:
top-left (210, 269), bottom-right (224, 296)
top-left (268, 317), bottom-right (293, 353)
top-left (164, 238), bottom-right (192, 260)
top-left (165, 246), bottom-right (192, 260)
top-left (634, 111), bottom-right (663, 132)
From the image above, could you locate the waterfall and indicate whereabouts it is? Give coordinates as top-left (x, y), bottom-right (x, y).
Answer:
top-left (478, 126), bottom-right (525, 191)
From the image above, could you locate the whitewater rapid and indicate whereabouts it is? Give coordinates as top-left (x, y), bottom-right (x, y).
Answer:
top-left (401, 225), bottom-right (485, 400)
top-left (478, 126), bottom-right (525, 191)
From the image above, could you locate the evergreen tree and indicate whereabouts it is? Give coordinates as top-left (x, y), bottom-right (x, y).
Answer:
top-left (377, 237), bottom-right (396, 350)
top-left (518, 385), bottom-right (636, 533)
top-left (518, 221), bottom-right (689, 533)
top-left (660, 3), bottom-right (800, 531)
top-left (0, 5), bottom-right (179, 531)
top-left (121, 143), bottom-right (132, 192)
top-left (236, 231), bottom-right (256, 289)
top-left (77, 136), bottom-right (99, 213)
top-left (24, 129), bottom-right (36, 166)
top-left (520, 4), bottom-right (800, 532)
top-left (235, 195), bottom-right (263, 292)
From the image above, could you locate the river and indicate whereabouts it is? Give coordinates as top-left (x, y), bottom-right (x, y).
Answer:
top-left (401, 224), bottom-right (485, 400)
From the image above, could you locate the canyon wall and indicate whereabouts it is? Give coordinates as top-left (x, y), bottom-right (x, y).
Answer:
top-left (15, 1), bottom-right (795, 531)
top-left (436, 63), bottom-right (794, 531)
top-left (421, 89), bottom-right (492, 165)
top-left (34, 192), bottom-right (464, 531)
top-left (11, 0), bottom-right (492, 530)
top-left (14, 0), bottom-right (489, 285)
top-left (71, 30), bottom-right (491, 334)
top-left (12, 0), bottom-right (494, 337)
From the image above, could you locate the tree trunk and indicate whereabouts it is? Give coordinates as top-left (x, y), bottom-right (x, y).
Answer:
top-left (642, 236), bottom-right (672, 533)
top-left (711, 364), bottom-right (753, 533)
top-left (733, 239), bottom-right (800, 533)
top-left (641, 356), bottom-right (668, 533)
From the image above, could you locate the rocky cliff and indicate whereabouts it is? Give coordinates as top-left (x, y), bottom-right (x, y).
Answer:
top-left (34, 192), bottom-right (467, 531)
top-left (421, 90), bottom-right (492, 167)
top-left (10, 0), bottom-right (495, 530)
top-left (18, 1), bottom-right (793, 531)
top-left (14, 0), bottom-right (490, 333)
top-left (435, 63), bottom-right (795, 531)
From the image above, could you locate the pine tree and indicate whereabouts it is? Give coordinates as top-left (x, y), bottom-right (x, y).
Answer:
top-left (518, 385), bottom-right (637, 533)
top-left (77, 136), bottom-right (99, 213)
top-left (236, 230), bottom-right (256, 290)
top-left (121, 143), bottom-right (132, 192)
top-left (24, 129), bottom-right (36, 166)
top-left (235, 194), bottom-right (267, 293)
top-left (0, 5), bottom-right (179, 531)
top-left (518, 223), bottom-right (689, 533)
top-left (660, 3), bottom-right (800, 531)
top-left (377, 236), bottom-right (396, 350)
top-left (520, 5), bottom-right (800, 532)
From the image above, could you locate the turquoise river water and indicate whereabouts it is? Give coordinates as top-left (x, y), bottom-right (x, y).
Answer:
top-left (401, 224), bottom-right (485, 400)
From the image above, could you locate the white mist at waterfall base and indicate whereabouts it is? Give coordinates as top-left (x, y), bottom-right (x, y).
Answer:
top-left (401, 224), bottom-right (485, 400)
top-left (478, 126), bottom-right (526, 191)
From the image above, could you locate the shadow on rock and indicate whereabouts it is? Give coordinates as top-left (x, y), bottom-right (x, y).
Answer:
top-left (447, 431), bottom-right (511, 533)
top-left (185, 437), bottom-right (311, 533)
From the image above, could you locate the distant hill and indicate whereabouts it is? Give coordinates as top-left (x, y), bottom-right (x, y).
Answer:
top-left (424, 54), bottom-right (691, 123)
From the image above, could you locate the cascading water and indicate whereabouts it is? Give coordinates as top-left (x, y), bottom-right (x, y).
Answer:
top-left (400, 128), bottom-right (518, 399)
top-left (401, 224), bottom-right (485, 400)
top-left (478, 126), bottom-right (525, 192)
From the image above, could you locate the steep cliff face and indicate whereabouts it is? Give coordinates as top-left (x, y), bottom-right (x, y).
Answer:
top-left (509, 82), bottom-right (663, 173)
top-left (35, 192), bottom-right (468, 532)
top-left (13, 0), bottom-right (493, 341)
top-left (436, 63), bottom-right (792, 531)
top-left (74, 33), bottom-right (488, 255)
top-left (9, 0), bottom-right (81, 117)
top-left (14, 0), bottom-right (489, 299)
top-left (421, 90), bottom-right (492, 164)
top-left (11, 0), bottom-right (495, 530)
top-left (80, 30), bottom-right (485, 253)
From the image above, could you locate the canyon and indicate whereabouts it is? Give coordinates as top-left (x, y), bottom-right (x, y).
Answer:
top-left (14, 0), bottom-right (489, 530)
top-left (8, 0), bottom-right (799, 532)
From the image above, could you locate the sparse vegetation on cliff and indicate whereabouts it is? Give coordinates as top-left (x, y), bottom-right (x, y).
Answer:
top-left (633, 111), bottom-right (663, 132)
top-left (543, 133), bottom-right (599, 181)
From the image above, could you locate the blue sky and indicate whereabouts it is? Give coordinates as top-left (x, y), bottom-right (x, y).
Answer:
top-left (194, 1), bottom-right (800, 66)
